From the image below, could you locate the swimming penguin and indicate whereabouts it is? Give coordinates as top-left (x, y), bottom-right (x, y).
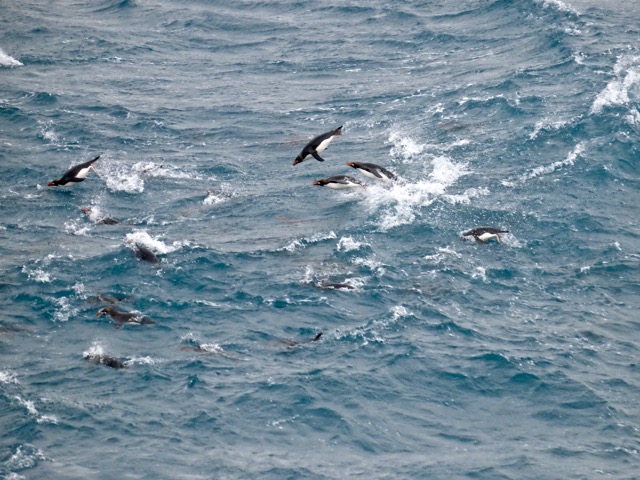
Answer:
top-left (318, 281), bottom-right (355, 290)
top-left (133, 243), bottom-right (160, 264)
top-left (346, 162), bottom-right (396, 182)
top-left (312, 175), bottom-right (364, 189)
top-left (85, 292), bottom-right (128, 305)
top-left (48, 155), bottom-right (100, 187)
top-left (85, 353), bottom-right (128, 369)
top-left (79, 207), bottom-right (119, 225)
top-left (462, 227), bottom-right (509, 243)
top-left (292, 126), bottom-right (343, 166)
top-left (96, 307), bottom-right (155, 328)
top-left (180, 342), bottom-right (242, 359)
top-left (279, 332), bottom-right (323, 347)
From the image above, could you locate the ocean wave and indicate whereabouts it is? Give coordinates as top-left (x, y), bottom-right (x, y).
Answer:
top-left (279, 231), bottom-right (337, 253)
top-left (502, 142), bottom-right (584, 186)
top-left (337, 305), bottom-right (414, 346)
top-left (591, 54), bottom-right (640, 116)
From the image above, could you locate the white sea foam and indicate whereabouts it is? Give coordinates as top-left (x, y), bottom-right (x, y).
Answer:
top-left (279, 231), bottom-right (337, 252)
top-left (443, 186), bottom-right (490, 205)
top-left (127, 356), bottom-right (156, 365)
top-left (424, 246), bottom-right (463, 264)
top-left (351, 255), bottom-right (386, 276)
top-left (5, 473), bottom-right (26, 480)
top-left (124, 229), bottom-right (189, 254)
top-left (101, 160), bottom-right (145, 193)
top-left (195, 343), bottom-right (225, 354)
top-left (0, 48), bottom-right (23, 67)
top-left (80, 205), bottom-right (105, 223)
top-left (472, 266), bottom-right (487, 282)
top-left (64, 219), bottom-right (93, 236)
top-left (538, 0), bottom-right (580, 16)
top-left (503, 142), bottom-right (584, 186)
top-left (336, 236), bottom-right (367, 252)
top-left (83, 342), bottom-right (105, 358)
top-left (4, 444), bottom-right (46, 471)
top-left (21, 266), bottom-right (52, 283)
top-left (132, 162), bottom-right (200, 180)
top-left (387, 131), bottom-right (426, 161)
top-left (340, 305), bottom-right (413, 346)
top-left (591, 55), bottom-right (640, 115)
top-left (14, 396), bottom-right (58, 425)
top-left (53, 296), bottom-right (78, 322)
top-left (625, 109), bottom-right (640, 126)
top-left (364, 155), bottom-right (469, 230)
top-left (203, 184), bottom-right (235, 205)
top-left (529, 117), bottom-right (570, 140)
top-left (0, 370), bottom-right (19, 384)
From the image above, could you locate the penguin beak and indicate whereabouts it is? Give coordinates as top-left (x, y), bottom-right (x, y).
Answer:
top-left (312, 181), bottom-right (322, 186)
top-left (292, 158), bottom-right (302, 167)
top-left (96, 309), bottom-right (105, 317)
top-left (47, 179), bottom-right (59, 187)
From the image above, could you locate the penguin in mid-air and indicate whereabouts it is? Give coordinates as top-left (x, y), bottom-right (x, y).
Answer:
top-left (346, 162), bottom-right (397, 182)
top-left (462, 227), bottom-right (509, 243)
top-left (312, 175), bottom-right (365, 189)
top-left (48, 155), bottom-right (100, 187)
top-left (292, 126), bottom-right (343, 166)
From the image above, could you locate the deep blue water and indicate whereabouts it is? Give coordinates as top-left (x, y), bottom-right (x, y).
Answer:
top-left (1, 0), bottom-right (640, 478)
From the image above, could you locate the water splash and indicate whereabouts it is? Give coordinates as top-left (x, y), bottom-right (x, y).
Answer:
top-left (124, 229), bottom-right (189, 254)
top-left (0, 48), bottom-right (23, 67)
top-left (364, 155), bottom-right (469, 230)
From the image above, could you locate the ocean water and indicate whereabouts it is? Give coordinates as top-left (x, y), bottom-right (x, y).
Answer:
top-left (1, 0), bottom-right (640, 478)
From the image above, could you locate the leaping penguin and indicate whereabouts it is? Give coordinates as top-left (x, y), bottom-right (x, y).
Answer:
top-left (293, 126), bottom-right (343, 166)
top-left (346, 162), bottom-right (396, 182)
top-left (48, 155), bottom-right (100, 187)
top-left (312, 175), bottom-right (365, 189)
top-left (462, 227), bottom-right (509, 243)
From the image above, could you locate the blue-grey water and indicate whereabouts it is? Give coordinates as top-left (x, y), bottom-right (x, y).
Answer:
top-left (1, 1), bottom-right (640, 478)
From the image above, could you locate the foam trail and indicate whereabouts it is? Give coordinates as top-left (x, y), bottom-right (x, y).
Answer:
top-left (0, 48), bottom-right (23, 67)
top-left (365, 155), bottom-right (469, 230)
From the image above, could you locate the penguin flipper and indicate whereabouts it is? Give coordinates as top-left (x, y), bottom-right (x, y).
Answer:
top-left (311, 151), bottom-right (325, 162)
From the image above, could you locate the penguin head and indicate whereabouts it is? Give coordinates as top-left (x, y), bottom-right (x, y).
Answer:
top-left (292, 155), bottom-right (305, 166)
top-left (96, 307), bottom-right (115, 317)
top-left (47, 178), bottom-right (62, 187)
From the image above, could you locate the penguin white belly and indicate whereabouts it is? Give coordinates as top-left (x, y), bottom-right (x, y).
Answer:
top-left (358, 169), bottom-right (381, 180)
top-left (477, 232), bottom-right (498, 242)
top-left (315, 136), bottom-right (333, 153)
top-left (73, 167), bottom-right (92, 179)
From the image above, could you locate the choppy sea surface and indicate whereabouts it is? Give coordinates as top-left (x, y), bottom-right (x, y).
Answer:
top-left (2, 1), bottom-right (640, 478)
